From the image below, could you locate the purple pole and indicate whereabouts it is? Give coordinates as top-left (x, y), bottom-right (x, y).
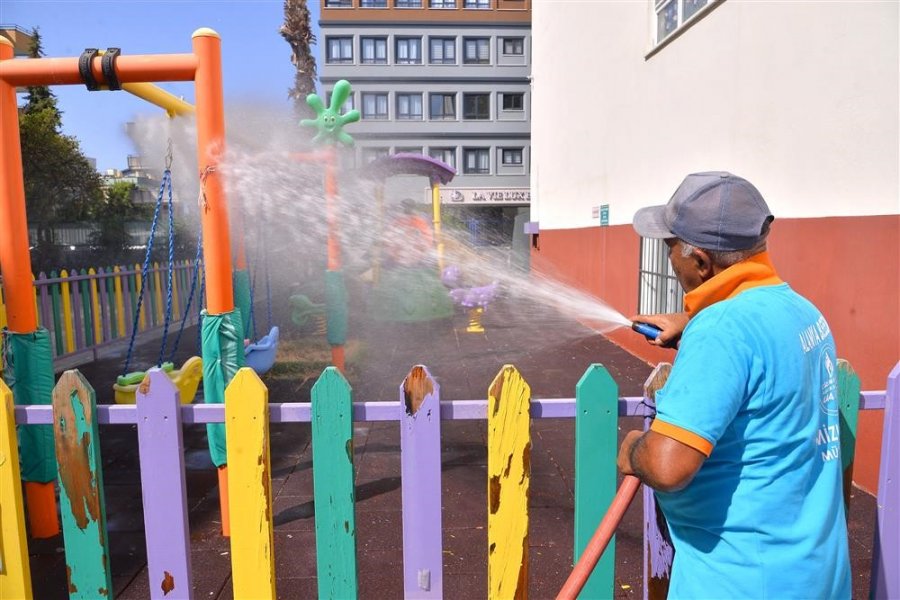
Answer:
top-left (871, 362), bottom-right (899, 599)
top-left (136, 369), bottom-right (194, 599)
top-left (400, 365), bottom-right (443, 598)
top-left (71, 276), bottom-right (84, 350)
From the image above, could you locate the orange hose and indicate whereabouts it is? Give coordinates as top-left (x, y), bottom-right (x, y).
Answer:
top-left (556, 475), bottom-right (641, 600)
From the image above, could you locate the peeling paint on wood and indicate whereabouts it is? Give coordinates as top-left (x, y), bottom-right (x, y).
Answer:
top-left (52, 370), bottom-right (113, 600)
top-left (0, 378), bottom-right (33, 599)
top-left (574, 364), bottom-right (619, 598)
top-left (161, 572), bottom-right (174, 596)
top-left (400, 365), bottom-right (443, 598)
top-left (225, 368), bottom-right (276, 599)
top-left (311, 367), bottom-right (358, 599)
top-left (642, 363), bottom-right (673, 600)
top-left (487, 365), bottom-right (531, 600)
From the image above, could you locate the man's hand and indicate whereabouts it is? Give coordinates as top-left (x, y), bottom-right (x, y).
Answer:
top-left (629, 312), bottom-right (689, 348)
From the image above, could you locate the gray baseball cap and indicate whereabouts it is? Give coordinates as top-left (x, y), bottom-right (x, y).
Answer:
top-left (633, 172), bottom-right (774, 252)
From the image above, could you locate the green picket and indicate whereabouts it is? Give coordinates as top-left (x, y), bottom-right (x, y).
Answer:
top-left (52, 370), bottom-right (112, 598)
top-left (837, 359), bottom-right (861, 514)
top-left (106, 267), bottom-right (118, 339)
top-left (574, 364), bottom-right (619, 599)
top-left (311, 367), bottom-right (358, 599)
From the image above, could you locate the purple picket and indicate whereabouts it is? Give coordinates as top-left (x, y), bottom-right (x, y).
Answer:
top-left (98, 268), bottom-right (111, 342)
top-left (871, 362), bottom-right (899, 600)
top-left (71, 272), bottom-right (85, 350)
top-left (136, 369), bottom-right (194, 599)
top-left (122, 266), bottom-right (135, 339)
top-left (642, 364), bottom-right (673, 600)
top-left (399, 365), bottom-right (443, 599)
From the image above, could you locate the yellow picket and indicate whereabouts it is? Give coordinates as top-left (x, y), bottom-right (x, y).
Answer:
top-left (60, 270), bottom-right (75, 353)
top-left (0, 379), bottom-right (34, 599)
top-left (152, 262), bottom-right (164, 325)
top-left (88, 267), bottom-right (102, 344)
top-left (134, 264), bottom-right (145, 330)
top-left (171, 261), bottom-right (181, 318)
top-left (113, 266), bottom-right (126, 337)
top-left (487, 365), bottom-right (532, 600)
top-left (0, 285), bottom-right (7, 332)
top-left (225, 368), bottom-right (276, 599)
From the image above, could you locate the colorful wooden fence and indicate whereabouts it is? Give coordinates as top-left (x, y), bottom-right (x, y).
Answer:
top-left (4, 361), bottom-right (899, 600)
top-left (0, 261), bottom-right (201, 370)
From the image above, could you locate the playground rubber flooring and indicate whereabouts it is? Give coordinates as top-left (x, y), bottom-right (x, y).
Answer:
top-left (26, 298), bottom-right (877, 599)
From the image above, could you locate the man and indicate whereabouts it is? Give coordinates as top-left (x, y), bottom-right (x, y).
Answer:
top-left (619, 172), bottom-right (851, 598)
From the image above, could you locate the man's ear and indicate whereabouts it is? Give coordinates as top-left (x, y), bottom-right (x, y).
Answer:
top-left (693, 248), bottom-right (714, 279)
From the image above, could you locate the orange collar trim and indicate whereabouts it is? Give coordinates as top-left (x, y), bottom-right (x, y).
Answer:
top-left (683, 251), bottom-right (783, 317)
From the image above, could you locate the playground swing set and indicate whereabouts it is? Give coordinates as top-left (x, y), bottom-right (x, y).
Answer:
top-left (1, 30), bottom-right (897, 600)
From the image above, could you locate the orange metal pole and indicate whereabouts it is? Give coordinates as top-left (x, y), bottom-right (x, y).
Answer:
top-left (0, 53), bottom-right (197, 87)
top-left (192, 28), bottom-right (233, 315)
top-left (556, 475), bottom-right (641, 600)
top-left (192, 28), bottom-right (233, 538)
top-left (0, 37), bottom-right (60, 539)
top-left (325, 150), bottom-right (341, 271)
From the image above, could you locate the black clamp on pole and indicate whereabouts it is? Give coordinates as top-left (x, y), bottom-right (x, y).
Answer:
top-left (101, 48), bottom-right (122, 91)
top-left (79, 48), bottom-right (100, 91)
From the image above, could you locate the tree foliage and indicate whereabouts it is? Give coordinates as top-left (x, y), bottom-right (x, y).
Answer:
top-left (281, 0), bottom-right (318, 118)
top-left (19, 27), bottom-right (104, 253)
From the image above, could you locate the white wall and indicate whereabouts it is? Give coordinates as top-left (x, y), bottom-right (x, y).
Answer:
top-left (531, 1), bottom-right (899, 229)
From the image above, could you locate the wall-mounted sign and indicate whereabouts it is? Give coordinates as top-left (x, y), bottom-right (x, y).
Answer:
top-left (600, 204), bottom-right (609, 226)
top-left (431, 187), bottom-right (531, 206)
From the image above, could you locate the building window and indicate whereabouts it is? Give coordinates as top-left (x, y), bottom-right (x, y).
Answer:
top-left (501, 93), bottom-right (524, 111)
top-left (463, 148), bottom-right (490, 174)
top-left (655, 0), bottom-right (709, 43)
top-left (429, 37), bottom-right (456, 64)
top-left (502, 37), bottom-right (524, 55)
top-left (429, 0), bottom-right (456, 7)
top-left (638, 237), bottom-right (684, 314)
top-left (429, 93), bottom-right (456, 120)
top-left (361, 0), bottom-right (388, 6)
top-left (360, 37), bottom-right (388, 64)
top-left (362, 147), bottom-right (391, 164)
top-left (429, 147), bottom-right (457, 169)
top-left (326, 37), bottom-right (353, 63)
top-left (463, 93), bottom-right (490, 120)
top-left (396, 37), bottom-right (422, 64)
top-left (325, 0), bottom-right (353, 6)
top-left (396, 93), bottom-right (423, 120)
top-left (326, 91), bottom-right (355, 115)
top-left (501, 148), bottom-right (523, 165)
top-left (396, 146), bottom-right (423, 154)
top-left (464, 0), bottom-right (490, 7)
top-left (463, 38), bottom-right (490, 64)
top-left (361, 93), bottom-right (389, 119)
top-left (395, 0), bottom-right (422, 5)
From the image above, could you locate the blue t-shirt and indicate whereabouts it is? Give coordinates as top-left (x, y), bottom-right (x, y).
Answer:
top-left (654, 283), bottom-right (851, 599)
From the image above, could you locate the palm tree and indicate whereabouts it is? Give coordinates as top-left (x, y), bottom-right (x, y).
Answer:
top-left (281, 0), bottom-right (318, 119)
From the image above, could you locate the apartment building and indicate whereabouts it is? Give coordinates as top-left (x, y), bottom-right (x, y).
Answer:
top-left (318, 0), bottom-right (531, 248)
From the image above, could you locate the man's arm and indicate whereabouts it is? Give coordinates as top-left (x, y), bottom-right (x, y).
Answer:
top-left (617, 429), bottom-right (707, 492)
top-left (628, 312), bottom-right (689, 349)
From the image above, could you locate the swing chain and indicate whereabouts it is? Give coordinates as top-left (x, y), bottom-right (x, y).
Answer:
top-left (165, 138), bottom-right (174, 171)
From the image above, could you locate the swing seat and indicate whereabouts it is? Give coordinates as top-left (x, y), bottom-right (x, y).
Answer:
top-left (113, 356), bottom-right (204, 405)
top-left (244, 326), bottom-right (279, 376)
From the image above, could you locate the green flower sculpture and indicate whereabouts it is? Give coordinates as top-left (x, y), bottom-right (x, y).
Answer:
top-left (300, 79), bottom-right (360, 146)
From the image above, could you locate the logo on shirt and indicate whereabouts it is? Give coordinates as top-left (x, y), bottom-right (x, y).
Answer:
top-left (819, 348), bottom-right (838, 417)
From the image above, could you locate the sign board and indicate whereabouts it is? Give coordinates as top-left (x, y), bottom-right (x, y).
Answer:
top-left (600, 204), bottom-right (609, 226)
top-left (431, 187), bottom-right (531, 206)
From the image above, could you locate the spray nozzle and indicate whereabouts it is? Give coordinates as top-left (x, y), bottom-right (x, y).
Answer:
top-left (631, 321), bottom-right (662, 341)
